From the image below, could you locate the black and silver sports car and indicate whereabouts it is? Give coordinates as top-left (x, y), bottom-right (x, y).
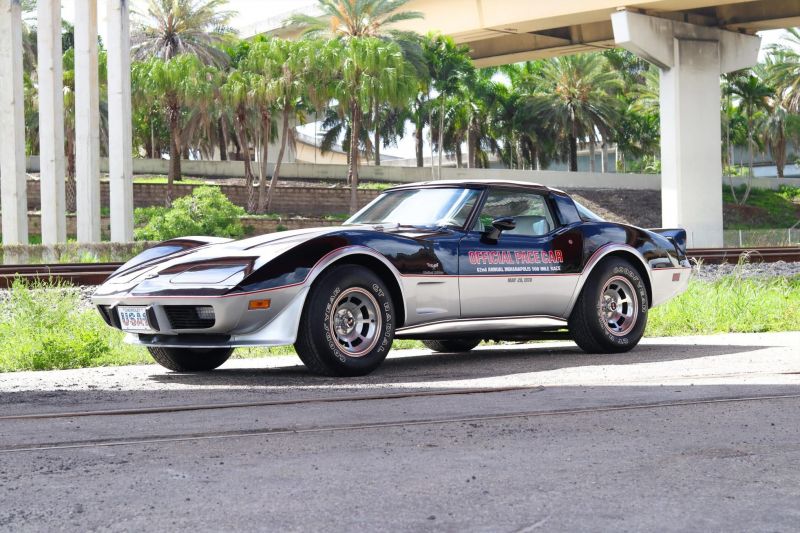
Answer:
top-left (93, 180), bottom-right (691, 376)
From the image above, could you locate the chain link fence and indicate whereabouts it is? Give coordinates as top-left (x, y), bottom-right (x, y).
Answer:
top-left (723, 229), bottom-right (800, 247)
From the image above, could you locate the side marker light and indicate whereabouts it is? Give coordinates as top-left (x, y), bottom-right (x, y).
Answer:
top-left (249, 299), bottom-right (271, 310)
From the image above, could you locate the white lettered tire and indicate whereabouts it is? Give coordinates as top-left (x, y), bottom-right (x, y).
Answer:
top-left (294, 265), bottom-right (395, 376)
top-left (568, 257), bottom-right (648, 353)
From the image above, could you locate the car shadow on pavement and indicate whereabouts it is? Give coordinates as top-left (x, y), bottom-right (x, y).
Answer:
top-left (146, 342), bottom-right (772, 388)
top-left (0, 341), bottom-right (794, 417)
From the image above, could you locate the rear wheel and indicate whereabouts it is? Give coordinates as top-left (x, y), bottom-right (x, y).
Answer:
top-left (568, 258), bottom-right (648, 353)
top-left (147, 347), bottom-right (233, 372)
top-left (294, 265), bottom-right (395, 376)
top-left (422, 339), bottom-right (480, 353)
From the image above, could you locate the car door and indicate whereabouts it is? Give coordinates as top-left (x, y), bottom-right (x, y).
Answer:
top-left (458, 188), bottom-right (583, 319)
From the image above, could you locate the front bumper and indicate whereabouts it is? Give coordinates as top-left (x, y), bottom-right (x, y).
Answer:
top-left (92, 285), bottom-right (310, 348)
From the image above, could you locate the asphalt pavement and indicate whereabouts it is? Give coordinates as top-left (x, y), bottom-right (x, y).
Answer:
top-left (1, 332), bottom-right (799, 532)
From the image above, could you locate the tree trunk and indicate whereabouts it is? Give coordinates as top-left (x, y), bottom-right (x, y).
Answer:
top-left (217, 118), bottom-right (228, 161)
top-left (168, 104), bottom-right (182, 204)
top-left (257, 108), bottom-right (271, 213)
top-left (415, 125), bottom-right (424, 167)
top-left (266, 105), bottom-right (291, 213)
top-left (589, 138), bottom-right (596, 173)
top-left (374, 101), bottom-right (380, 166)
top-left (149, 118), bottom-right (156, 158)
top-left (437, 99), bottom-right (445, 179)
top-left (348, 104), bottom-right (361, 214)
top-left (428, 94), bottom-right (435, 179)
top-left (568, 133), bottom-right (578, 172)
top-left (468, 126), bottom-right (476, 169)
top-left (773, 134), bottom-right (786, 179)
top-left (742, 129), bottom-right (755, 205)
top-left (455, 141), bottom-right (462, 168)
top-left (233, 106), bottom-right (255, 212)
top-left (601, 140), bottom-right (608, 173)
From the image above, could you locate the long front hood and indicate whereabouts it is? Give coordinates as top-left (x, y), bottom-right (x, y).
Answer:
top-left (96, 226), bottom-right (345, 297)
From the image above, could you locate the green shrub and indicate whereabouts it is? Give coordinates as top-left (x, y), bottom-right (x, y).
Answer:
top-left (0, 279), bottom-right (148, 372)
top-left (134, 186), bottom-right (246, 241)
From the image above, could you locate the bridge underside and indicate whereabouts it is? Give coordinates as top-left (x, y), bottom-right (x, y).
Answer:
top-left (401, 0), bottom-right (800, 66)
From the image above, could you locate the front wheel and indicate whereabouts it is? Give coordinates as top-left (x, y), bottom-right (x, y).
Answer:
top-left (294, 265), bottom-right (395, 376)
top-left (568, 258), bottom-right (648, 353)
top-left (147, 347), bottom-right (233, 372)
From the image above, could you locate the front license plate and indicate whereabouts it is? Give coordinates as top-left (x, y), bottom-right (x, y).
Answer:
top-left (118, 306), bottom-right (153, 332)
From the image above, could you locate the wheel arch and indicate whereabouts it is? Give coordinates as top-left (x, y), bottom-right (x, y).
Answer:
top-left (565, 245), bottom-right (653, 317)
top-left (306, 247), bottom-right (407, 328)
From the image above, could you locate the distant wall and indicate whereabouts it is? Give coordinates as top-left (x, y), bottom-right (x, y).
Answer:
top-left (26, 214), bottom-right (340, 237)
top-left (25, 156), bottom-right (800, 190)
top-left (23, 181), bottom-right (379, 216)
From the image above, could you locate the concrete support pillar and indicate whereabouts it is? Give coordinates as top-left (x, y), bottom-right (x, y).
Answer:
top-left (107, 0), bottom-right (134, 242)
top-left (0, 0), bottom-right (29, 245)
top-left (37, 0), bottom-right (67, 244)
top-left (75, 0), bottom-right (101, 243)
top-left (612, 11), bottom-right (760, 247)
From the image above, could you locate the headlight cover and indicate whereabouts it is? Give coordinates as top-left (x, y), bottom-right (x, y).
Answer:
top-left (166, 259), bottom-right (255, 285)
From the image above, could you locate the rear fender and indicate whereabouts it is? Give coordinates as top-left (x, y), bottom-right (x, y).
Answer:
top-left (649, 228), bottom-right (687, 259)
top-left (564, 244), bottom-right (652, 317)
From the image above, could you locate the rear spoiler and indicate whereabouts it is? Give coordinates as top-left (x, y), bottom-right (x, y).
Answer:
top-left (649, 228), bottom-right (687, 258)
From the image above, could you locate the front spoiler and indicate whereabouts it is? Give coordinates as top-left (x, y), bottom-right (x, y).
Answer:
top-left (119, 286), bottom-right (311, 349)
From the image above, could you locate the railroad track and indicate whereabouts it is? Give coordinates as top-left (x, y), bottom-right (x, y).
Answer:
top-left (687, 246), bottom-right (800, 264)
top-left (0, 262), bottom-right (122, 288)
top-left (2, 389), bottom-right (799, 454)
top-left (0, 246), bottom-right (798, 287)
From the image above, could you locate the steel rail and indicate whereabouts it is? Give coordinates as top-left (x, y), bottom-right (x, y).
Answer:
top-left (0, 262), bottom-right (122, 288)
top-left (0, 246), bottom-right (797, 288)
top-left (2, 392), bottom-right (799, 454)
top-left (0, 385), bottom-right (541, 422)
top-left (687, 246), bottom-right (800, 264)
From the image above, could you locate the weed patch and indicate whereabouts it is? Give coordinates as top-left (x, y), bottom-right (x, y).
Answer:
top-left (647, 275), bottom-right (799, 336)
top-left (0, 280), bottom-right (148, 372)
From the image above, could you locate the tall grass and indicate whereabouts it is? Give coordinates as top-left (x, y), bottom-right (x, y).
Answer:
top-left (0, 280), bottom-right (149, 372)
top-left (647, 275), bottom-right (799, 336)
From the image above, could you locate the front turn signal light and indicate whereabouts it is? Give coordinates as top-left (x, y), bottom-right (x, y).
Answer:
top-left (248, 299), bottom-right (271, 310)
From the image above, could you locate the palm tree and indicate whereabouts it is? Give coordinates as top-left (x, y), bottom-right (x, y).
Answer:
top-left (133, 54), bottom-right (215, 202)
top-left (763, 103), bottom-right (789, 178)
top-left (286, 0), bottom-right (424, 68)
top-left (520, 54), bottom-right (622, 172)
top-left (423, 33), bottom-right (474, 177)
top-left (245, 38), bottom-right (318, 213)
top-left (221, 68), bottom-right (257, 210)
top-left (725, 73), bottom-right (772, 205)
top-left (327, 37), bottom-right (415, 212)
top-left (132, 0), bottom-right (236, 67)
top-left (767, 28), bottom-right (800, 114)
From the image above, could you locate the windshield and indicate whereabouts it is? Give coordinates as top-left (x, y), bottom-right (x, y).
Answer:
top-left (574, 201), bottom-right (605, 222)
top-left (345, 187), bottom-right (481, 228)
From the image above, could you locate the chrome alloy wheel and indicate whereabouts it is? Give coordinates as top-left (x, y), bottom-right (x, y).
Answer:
top-left (599, 275), bottom-right (639, 336)
top-left (329, 288), bottom-right (382, 357)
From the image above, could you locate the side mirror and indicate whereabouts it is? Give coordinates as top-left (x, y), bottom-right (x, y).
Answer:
top-left (482, 217), bottom-right (516, 243)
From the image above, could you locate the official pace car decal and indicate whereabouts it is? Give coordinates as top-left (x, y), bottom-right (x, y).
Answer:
top-left (466, 249), bottom-right (565, 274)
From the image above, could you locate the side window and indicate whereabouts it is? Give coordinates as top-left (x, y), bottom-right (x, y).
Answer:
top-left (473, 190), bottom-right (555, 237)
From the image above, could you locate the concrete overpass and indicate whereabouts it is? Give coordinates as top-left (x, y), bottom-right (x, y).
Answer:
top-left (398, 0), bottom-right (799, 67)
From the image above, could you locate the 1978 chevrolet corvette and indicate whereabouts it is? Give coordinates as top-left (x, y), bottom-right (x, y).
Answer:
top-left (93, 180), bottom-right (691, 376)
